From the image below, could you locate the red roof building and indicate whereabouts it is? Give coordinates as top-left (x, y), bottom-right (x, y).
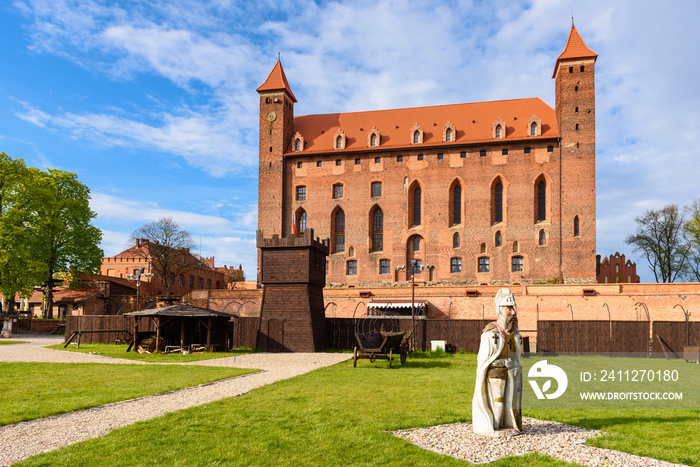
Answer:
top-left (257, 25), bottom-right (598, 286)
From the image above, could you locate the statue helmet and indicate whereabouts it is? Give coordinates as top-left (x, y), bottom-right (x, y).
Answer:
top-left (494, 288), bottom-right (516, 309)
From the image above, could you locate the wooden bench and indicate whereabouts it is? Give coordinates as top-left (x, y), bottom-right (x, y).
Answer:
top-left (64, 329), bottom-right (130, 349)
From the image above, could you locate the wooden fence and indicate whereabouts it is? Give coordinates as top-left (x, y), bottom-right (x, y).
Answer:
top-left (651, 321), bottom-right (700, 355)
top-left (65, 316), bottom-right (155, 344)
top-left (536, 320), bottom-right (650, 354)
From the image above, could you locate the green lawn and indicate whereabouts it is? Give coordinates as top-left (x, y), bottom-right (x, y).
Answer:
top-left (0, 340), bottom-right (27, 345)
top-left (17, 353), bottom-right (700, 466)
top-left (50, 342), bottom-right (255, 362)
top-left (0, 362), bottom-right (256, 426)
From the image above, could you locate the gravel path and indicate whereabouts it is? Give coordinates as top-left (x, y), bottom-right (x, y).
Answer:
top-left (394, 417), bottom-right (689, 466)
top-left (0, 334), bottom-right (350, 466)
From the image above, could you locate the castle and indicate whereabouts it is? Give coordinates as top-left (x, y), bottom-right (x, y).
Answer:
top-left (257, 25), bottom-right (597, 286)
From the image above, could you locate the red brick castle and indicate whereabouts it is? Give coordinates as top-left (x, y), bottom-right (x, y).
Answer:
top-left (257, 25), bottom-right (597, 286)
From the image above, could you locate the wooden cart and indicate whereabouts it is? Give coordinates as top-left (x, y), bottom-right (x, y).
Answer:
top-left (352, 309), bottom-right (409, 368)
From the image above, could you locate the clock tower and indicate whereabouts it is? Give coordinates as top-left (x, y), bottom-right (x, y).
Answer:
top-left (257, 60), bottom-right (297, 241)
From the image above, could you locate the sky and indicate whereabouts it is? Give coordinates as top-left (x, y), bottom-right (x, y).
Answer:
top-left (1, 0), bottom-right (699, 283)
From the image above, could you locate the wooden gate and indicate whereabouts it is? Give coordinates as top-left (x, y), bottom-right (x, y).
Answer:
top-left (267, 319), bottom-right (285, 352)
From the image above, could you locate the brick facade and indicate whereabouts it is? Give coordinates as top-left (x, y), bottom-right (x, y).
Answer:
top-left (257, 26), bottom-right (598, 286)
top-left (597, 253), bottom-right (640, 283)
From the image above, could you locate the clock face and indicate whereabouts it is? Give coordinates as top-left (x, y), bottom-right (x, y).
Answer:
top-left (267, 111), bottom-right (277, 122)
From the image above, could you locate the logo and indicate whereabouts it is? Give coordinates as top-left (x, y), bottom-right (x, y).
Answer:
top-left (528, 360), bottom-right (568, 399)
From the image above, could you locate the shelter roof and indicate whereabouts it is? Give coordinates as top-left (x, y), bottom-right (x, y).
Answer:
top-left (124, 304), bottom-right (233, 318)
top-left (257, 61), bottom-right (297, 102)
top-left (289, 97), bottom-right (556, 154)
top-left (367, 300), bottom-right (428, 309)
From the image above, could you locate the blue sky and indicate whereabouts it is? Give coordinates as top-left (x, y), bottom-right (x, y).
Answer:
top-left (1, 0), bottom-right (699, 283)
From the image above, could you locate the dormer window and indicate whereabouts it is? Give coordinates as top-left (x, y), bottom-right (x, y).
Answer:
top-left (333, 129), bottom-right (346, 150)
top-left (443, 121), bottom-right (456, 142)
top-left (410, 123), bottom-right (423, 144)
top-left (492, 118), bottom-right (505, 139)
top-left (367, 127), bottom-right (380, 148)
top-left (527, 115), bottom-right (541, 137)
top-left (292, 132), bottom-right (305, 152)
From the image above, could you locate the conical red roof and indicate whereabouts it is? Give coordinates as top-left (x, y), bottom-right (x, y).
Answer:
top-left (552, 26), bottom-right (598, 77)
top-left (257, 61), bottom-right (297, 102)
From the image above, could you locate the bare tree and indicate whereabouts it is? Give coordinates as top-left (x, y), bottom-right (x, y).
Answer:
top-left (625, 205), bottom-right (689, 283)
top-left (129, 218), bottom-right (198, 301)
top-left (684, 198), bottom-right (700, 281)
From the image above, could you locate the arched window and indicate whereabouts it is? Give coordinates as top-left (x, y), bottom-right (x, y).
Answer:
top-left (480, 243), bottom-right (487, 254)
top-left (539, 229), bottom-right (546, 245)
top-left (446, 128), bottom-right (453, 142)
top-left (413, 236), bottom-right (420, 252)
top-left (296, 209), bottom-right (307, 233)
top-left (513, 241), bottom-right (519, 253)
top-left (332, 208), bottom-right (345, 253)
top-left (294, 139), bottom-right (301, 151)
top-left (493, 181), bottom-right (503, 224)
top-left (495, 124), bottom-right (502, 138)
top-left (370, 133), bottom-right (378, 147)
top-left (495, 231), bottom-right (502, 247)
top-left (336, 136), bottom-right (343, 149)
top-left (574, 215), bottom-right (580, 237)
top-left (453, 232), bottom-right (460, 248)
top-left (413, 131), bottom-right (421, 144)
top-left (537, 179), bottom-right (546, 221)
top-left (371, 207), bottom-right (383, 252)
top-left (450, 183), bottom-right (462, 226)
top-left (410, 185), bottom-right (422, 226)
top-left (530, 122), bottom-right (537, 136)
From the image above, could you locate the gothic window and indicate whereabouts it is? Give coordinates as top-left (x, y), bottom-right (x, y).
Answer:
top-left (294, 139), bottom-right (301, 151)
top-left (480, 242), bottom-right (487, 254)
top-left (495, 231), bottom-right (502, 247)
top-left (371, 206), bottom-right (383, 252)
top-left (450, 182), bottom-right (462, 226)
top-left (536, 178), bottom-right (546, 222)
top-left (539, 229), bottom-right (546, 246)
top-left (332, 208), bottom-right (345, 253)
top-left (371, 182), bottom-right (382, 197)
top-left (296, 209), bottom-right (307, 232)
top-left (446, 128), bottom-right (453, 142)
top-left (336, 135), bottom-right (343, 149)
top-left (413, 236), bottom-right (420, 252)
top-left (495, 124), bottom-right (502, 138)
top-left (453, 232), bottom-right (460, 248)
top-left (531, 122), bottom-right (537, 136)
top-left (370, 133), bottom-right (378, 147)
top-left (451, 257), bottom-right (462, 273)
top-left (512, 256), bottom-right (523, 272)
top-left (413, 130), bottom-right (421, 144)
top-left (574, 215), bottom-right (580, 237)
top-left (409, 183), bottom-right (422, 227)
top-left (333, 184), bottom-right (343, 199)
top-left (513, 241), bottom-right (519, 253)
top-left (492, 180), bottom-right (504, 224)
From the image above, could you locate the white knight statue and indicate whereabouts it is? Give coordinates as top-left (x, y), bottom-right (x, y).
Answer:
top-left (472, 288), bottom-right (522, 436)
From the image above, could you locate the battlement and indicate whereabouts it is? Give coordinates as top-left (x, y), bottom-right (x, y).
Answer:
top-left (256, 228), bottom-right (329, 254)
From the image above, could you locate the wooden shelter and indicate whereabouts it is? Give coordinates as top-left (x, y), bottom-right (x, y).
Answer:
top-left (124, 304), bottom-right (230, 352)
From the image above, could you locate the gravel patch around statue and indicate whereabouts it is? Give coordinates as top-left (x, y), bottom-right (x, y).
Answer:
top-left (393, 417), bottom-right (689, 466)
top-left (0, 334), bottom-right (350, 466)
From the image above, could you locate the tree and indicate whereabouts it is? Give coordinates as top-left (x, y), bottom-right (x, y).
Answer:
top-left (129, 217), bottom-right (198, 301)
top-left (225, 266), bottom-right (246, 288)
top-left (684, 198), bottom-right (700, 282)
top-left (625, 205), bottom-right (689, 283)
top-left (35, 169), bottom-right (104, 318)
top-left (0, 153), bottom-right (44, 315)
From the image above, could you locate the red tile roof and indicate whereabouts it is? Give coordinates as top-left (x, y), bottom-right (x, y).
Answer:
top-left (256, 61), bottom-right (298, 103)
top-left (553, 26), bottom-right (598, 77)
top-left (288, 98), bottom-right (557, 155)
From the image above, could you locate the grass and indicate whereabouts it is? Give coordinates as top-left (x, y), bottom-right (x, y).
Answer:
top-left (17, 352), bottom-right (700, 466)
top-left (0, 340), bottom-right (27, 345)
top-left (50, 343), bottom-right (255, 362)
top-left (0, 362), bottom-right (256, 427)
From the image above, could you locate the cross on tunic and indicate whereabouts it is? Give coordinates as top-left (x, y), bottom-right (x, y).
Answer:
top-left (492, 334), bottom-right (499, 345)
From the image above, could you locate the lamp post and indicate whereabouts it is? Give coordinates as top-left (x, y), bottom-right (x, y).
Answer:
top-left (396, 259), bottom-right (430, 351)
top-left (126, 267), bottom-right (154, 312)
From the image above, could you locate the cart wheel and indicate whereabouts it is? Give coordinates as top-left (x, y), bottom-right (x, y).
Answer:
top-left (388, 349), bottom-right (393, 369)
top-left (370, 353), bottom-right (376, 363)
top-left (353, 347), bottom-right (358, 368)
top-left (400, 350), bottom-right (407, 365)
